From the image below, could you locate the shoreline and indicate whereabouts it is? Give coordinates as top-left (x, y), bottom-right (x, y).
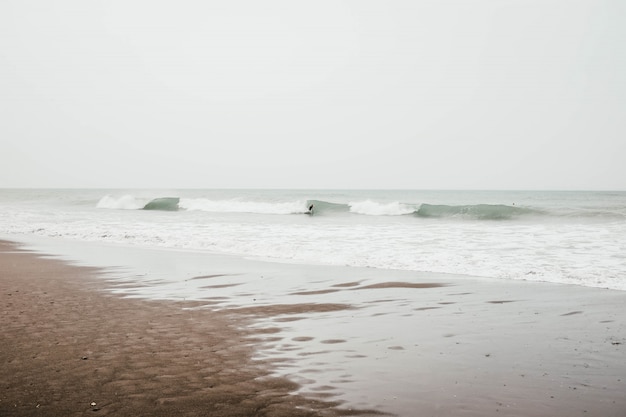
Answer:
top-left (2, 237), bottom-right (626, 416)
top-left (0, 240), bottom-right (379, 416)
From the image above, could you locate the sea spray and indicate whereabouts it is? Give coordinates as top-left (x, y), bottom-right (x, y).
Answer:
top-left (96, 195), bottom-right (143, 210)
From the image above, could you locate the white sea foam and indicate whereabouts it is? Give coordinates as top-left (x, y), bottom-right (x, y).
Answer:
top-left (179, 198), bottom-right (308, 214)
top-left (348, 200), bottom-right (415, 216)
top-left (96, 195), bottom-right (143, 210)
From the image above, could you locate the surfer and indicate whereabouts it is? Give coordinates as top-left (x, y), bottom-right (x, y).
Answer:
top-left (308, 204), bottom-right (314, 215)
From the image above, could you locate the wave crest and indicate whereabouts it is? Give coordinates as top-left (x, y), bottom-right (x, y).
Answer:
top-left (143, 197), bottom-right (180, 211)
top-left (180, 198), bottom-right (309, 215)
top-left (96, 195), bottom-right (537, 220)
top-left (415, 203), bottom-right (535, 220)
top-left (349, 200), bottom-right (415, 216)
top-left (306, 200), bottom-right (350, 215)
top-left (96, 195), bottom-right (143, 210)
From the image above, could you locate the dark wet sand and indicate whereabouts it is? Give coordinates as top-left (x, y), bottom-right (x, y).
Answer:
top-left (0, 241), bottom-right (380, 417)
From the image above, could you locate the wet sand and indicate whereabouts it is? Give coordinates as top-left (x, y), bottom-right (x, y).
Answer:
top-left (2, 238), bottom-right (626, 417)
top-left (0, 241), bottom-right (379, 416)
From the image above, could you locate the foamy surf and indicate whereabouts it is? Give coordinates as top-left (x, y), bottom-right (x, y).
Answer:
top-left (92, 195), bottom-right (579, 221)
top-left (2, 189), bottom-right (626, 290)
top-left (95, 195), bottom-right (543, 220)
top-left (97, 195), bottom-right (180, 211)
top-left (179, 198), bottom-right (309, 215)
top-left (96, 195), bottom-right (143, 210)
top-left (348, 200), bottom-right (415, 216)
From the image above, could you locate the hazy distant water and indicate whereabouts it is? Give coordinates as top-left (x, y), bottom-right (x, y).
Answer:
top-left (1, 189), bottom-right (625, 290)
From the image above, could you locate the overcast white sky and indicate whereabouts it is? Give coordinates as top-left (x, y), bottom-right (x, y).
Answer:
top-left (1, 0), bottom-right (625, 189)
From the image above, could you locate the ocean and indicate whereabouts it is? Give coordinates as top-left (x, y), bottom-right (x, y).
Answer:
top-left (1, 188), bottom-right (625, 291)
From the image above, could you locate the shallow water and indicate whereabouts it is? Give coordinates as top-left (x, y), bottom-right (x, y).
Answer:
top-left (9, 235), bottom-right (626, 416)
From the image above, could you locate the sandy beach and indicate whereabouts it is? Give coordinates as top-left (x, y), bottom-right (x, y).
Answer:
top-left (2, 238), bottom-right (626, 417)
top-left (0, 240), bottom-right (380, 417)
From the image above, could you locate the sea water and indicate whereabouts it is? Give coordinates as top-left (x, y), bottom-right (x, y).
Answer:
top-left (1, 188), bottom-right (625, 290)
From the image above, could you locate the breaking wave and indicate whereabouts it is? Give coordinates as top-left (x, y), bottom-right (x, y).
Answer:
top-left (306, 199), bottom-right (350, 214)
top-left (96, 195), bottom-right (143, 210)
top-left (180, 198), bottom-right (309, 214)
top-left (95, 195), bottom-right (583, 221)
top-left (307, 200), bottom-right (537, 220)
top-left (349, 200), bottom-right (415, 216)
top-left (414, 203), bottom-right (537, 220)
top-left (305, 200), bottom-right (416, 216)
top-left (97, 195), bottom-right (180, 211)
top-left (143, 197), bottom-right (180, 211)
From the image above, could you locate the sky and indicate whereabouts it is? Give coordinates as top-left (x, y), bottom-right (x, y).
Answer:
top-left (1, 0), bottom-right (625, 190)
